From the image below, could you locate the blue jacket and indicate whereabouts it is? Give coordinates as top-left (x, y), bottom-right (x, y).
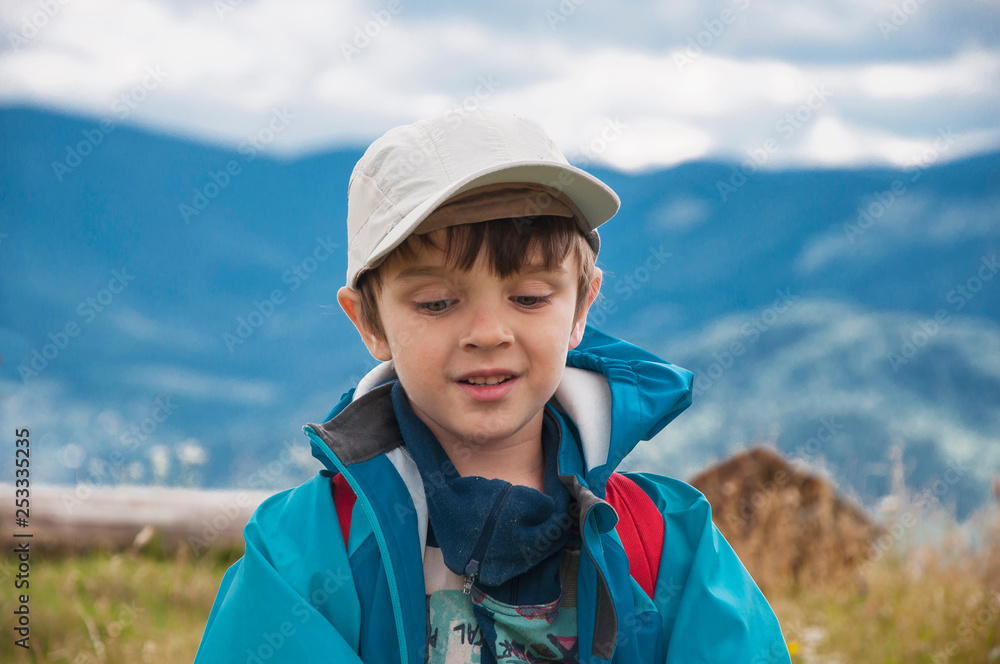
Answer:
top-left (195, 327), bottom-right (790, 663)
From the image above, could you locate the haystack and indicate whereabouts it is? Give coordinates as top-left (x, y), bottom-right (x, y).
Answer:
top-left (689, 446), bottom-right (881, 591)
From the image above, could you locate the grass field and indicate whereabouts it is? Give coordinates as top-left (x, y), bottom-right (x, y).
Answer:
top-left (769, 538), bottom-right (1000, 664)
top-left (1, 520), bottom-right (997, 663)
top-left (0, 544), bottom-right (241, 664)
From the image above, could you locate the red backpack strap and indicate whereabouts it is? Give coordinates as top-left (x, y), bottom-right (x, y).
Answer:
top-left (604, 472), bottom-right (664, 599)
top-left (330, 473), bottom-right (357, 548)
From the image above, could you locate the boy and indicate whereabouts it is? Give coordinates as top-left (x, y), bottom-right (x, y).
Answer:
top-left (196, 108), bottom-right (790, 663)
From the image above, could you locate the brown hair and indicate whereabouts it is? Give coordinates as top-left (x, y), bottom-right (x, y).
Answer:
top-left (356, 215), bottom-right (597, 341)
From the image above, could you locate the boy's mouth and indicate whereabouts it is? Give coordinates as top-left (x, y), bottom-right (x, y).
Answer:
top-left (458, 375), bottom-right (513, 386)
top-left (454, 371), bottom-right (518, 402)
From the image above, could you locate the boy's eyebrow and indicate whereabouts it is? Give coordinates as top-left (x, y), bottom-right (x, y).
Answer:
top-left (393, 265), bottom-right (450, 281)
top-left (393, 263), bottom-right (567, 281)
top-left (518, 263), bottom-right (568, 276)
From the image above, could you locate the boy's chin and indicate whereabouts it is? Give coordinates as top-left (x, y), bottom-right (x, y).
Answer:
top-left (445, 416), bottom-right (545, 450)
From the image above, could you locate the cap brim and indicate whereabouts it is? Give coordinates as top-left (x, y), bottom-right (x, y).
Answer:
top-left (364, 161), bottom-right (620, 273)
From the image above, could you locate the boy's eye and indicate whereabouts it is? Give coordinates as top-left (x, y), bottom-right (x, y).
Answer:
top-left (513, 295), bottom-right (549, 307)
top-left (416, 299), bottom-right (452, 313)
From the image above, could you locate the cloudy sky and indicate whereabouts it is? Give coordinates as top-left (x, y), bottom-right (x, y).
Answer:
top-left (2, 0), bottom-right (998, 171)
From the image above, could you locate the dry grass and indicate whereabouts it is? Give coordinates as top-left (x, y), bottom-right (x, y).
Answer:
top-left (1, 502), bottom-right (997, 663)
top-left (0, 544), bottom-right (240, 664)
top-left (771, 524), bottom-right (1000, 664)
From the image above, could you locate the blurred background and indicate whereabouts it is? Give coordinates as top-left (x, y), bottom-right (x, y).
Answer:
top-left (1, 0), bottom-right (999, 661)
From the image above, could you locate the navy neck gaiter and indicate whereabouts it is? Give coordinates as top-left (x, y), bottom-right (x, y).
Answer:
top-left (390, 381), bottom-right (573, 605)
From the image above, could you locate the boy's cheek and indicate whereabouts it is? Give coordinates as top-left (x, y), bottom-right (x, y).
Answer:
top-left (400, 311), bottom-right (431, 344)
top-left (383, 320), bottom-right (421, 356)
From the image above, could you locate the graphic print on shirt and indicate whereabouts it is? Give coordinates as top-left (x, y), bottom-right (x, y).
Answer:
top-left (425, 549), bottom-right (580, 663)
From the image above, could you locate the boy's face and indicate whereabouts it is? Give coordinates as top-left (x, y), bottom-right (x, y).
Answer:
top-left (339, 230), bottom-right (600, 455)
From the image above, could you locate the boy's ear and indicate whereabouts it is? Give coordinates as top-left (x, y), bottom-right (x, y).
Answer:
top-left (337, 286), bottom-right (392, 361)
top-left (569, 269), bottom-right (602, 350)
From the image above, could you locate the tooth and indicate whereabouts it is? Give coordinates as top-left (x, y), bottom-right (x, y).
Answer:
top-left (462, 375), bottom-right (512, 385)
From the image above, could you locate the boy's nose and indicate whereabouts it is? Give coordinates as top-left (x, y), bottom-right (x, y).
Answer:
top-left (460, 308), bottom-right (514, 351)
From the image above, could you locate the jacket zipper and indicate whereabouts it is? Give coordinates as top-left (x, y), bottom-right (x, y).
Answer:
top-left (463, 484), bottom-right (515, 594)
top-left (305, 427), bottom-right (410, 664)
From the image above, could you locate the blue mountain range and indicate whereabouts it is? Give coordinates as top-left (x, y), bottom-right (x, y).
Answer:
top-left (1, 106), bottom-right (997, 519)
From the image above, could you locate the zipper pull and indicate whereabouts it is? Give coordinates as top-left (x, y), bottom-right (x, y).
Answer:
top-left (463, 559), bottom-right (479, 595)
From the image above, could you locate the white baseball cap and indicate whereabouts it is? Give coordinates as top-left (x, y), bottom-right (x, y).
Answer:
top-left (345, 107), bottom-right (621, 287)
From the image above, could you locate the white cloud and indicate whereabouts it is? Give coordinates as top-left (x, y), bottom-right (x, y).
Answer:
top-left (176, 438), bottom-right (208, 466)
top-left (0, 377), bottom-right (175, 483)
top-left (648, 197), bottom-right (712, 232)
top-left (858, 51), bottom-right (998, 100)
top-left (149, 443), bottom-right (171, 481)
top-left (792, 119), bottom-right (976, 169)
top-left (127, 365), bottom-right (277, 404)
top-left (1, 0), bottom-right (998, 170)
top-left (0, 372), bottom-right (312, 489)
top-left (111, 307), bottom-right (213, 350)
